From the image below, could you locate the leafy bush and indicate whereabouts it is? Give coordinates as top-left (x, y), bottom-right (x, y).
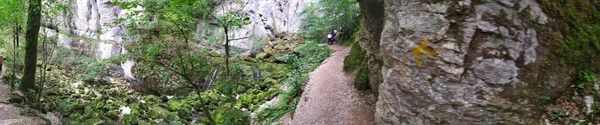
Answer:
top-left (301, 0), bottom-right (360, 42)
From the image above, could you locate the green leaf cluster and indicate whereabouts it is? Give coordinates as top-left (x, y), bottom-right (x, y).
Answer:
top-left (301, 0), bottom-right (360, 41)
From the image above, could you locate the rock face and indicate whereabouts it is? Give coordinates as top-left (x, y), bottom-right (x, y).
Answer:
top-left (200, 0), bottom-right (311, 55)
top-left (356, 0), bottom-right (385, 93)
top-left (354, 0), bottom-right (579, 124)
top-left (47, 0), bottom-right (126, 59)
top-left (48, 0), bottom-right (310, 58)
top-left (47, 0), bottom-right (309, 81)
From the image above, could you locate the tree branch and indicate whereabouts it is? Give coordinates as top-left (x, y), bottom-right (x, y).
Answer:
top-left (228, 36), bottom-right (251, 41)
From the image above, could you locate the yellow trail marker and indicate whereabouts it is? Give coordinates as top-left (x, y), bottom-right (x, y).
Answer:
top-left (413, 38), bottom-right (439, 67)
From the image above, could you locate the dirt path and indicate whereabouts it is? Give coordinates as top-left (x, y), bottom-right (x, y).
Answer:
top-left (0, 65), bottom-right (58, 125)
top-left (284, 45), bottom-right (376, 125)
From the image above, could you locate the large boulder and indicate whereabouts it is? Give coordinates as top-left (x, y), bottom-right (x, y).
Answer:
top-left (354, 0), bottom-right (600, 124)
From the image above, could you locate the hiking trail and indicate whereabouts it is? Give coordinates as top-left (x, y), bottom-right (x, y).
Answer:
top-left (281, 45), bottom-right (377, 125)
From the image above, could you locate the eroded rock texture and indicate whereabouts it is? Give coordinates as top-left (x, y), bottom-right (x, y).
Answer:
top-left (200, 0), bottom-right (311, 55)
top-left (356, 0), bottom-right (384, 93)
top-left (46, 0), bottom-right (126, 59)
top-left (371, 0), bottom-right (561, 124)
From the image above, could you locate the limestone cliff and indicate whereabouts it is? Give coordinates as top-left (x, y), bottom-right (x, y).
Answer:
top-left (44, 0), bottom-right (309, 81)
top-left (45, 0), bottom-right (310, 58)
top-left (45, 0), bottom-right (125, 59)
top-left (356, 0), bottom-right (600, 124)
top-left (199, 0), bottom-right (311, 56)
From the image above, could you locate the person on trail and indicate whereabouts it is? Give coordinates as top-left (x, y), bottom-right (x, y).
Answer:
top-left (327, 30), bottom-right (338, 45)
top-left (0, 56), bottom-right (3, 71)
top-left (327, 34), bottom-right (333, 45)
top-left (331, 30), bottom-right (338, 38)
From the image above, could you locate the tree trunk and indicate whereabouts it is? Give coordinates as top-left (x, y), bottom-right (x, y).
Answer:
top-left (21, 0), bottom-right (42, 98)
top-left (224, 26), bottom-right (230, 76)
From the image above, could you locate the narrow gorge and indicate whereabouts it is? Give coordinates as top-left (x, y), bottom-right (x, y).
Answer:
top-left (0, 0), bottom-right (599, 124)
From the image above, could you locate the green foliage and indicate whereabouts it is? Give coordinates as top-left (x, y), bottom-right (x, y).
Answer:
top-left (113, 0), bottom-right (220, 95)
top-left (274, 54), bottom-right (296, 64)
top-left (20, 108), bottom-right (40, 117)
top-left (82, 61), bottom-right (107, 81)
top-left (544, 0), bottom-right (600, 70)
top-left (301, 0), bottom-right (360, 41)
top-left (255, 40), bottom-right (331, 123)
top-left (0, 0), bottom-right (26, 26)
top-left (215, 104), bottom-right (250, 125)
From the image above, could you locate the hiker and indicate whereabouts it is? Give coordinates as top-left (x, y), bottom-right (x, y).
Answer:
top-left (327, 30), bottom-right (338, 45)
top-left (331, 30), bottom-right (338, 38)
top-left (327, 34), bottom-right (333, 45)
top-left (0, 56), bottom-right (3, 71)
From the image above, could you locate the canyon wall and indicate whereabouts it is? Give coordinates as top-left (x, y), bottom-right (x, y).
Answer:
top-left (356, 0), bottom-right (600, 124)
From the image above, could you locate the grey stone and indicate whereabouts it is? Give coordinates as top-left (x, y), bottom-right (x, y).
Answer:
top-left (474, 59), bottom-right (519, 85)
top-left (371, 0), bottom-right (552, 124)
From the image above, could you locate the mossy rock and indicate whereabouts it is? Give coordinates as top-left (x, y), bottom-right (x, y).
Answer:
top-left (6, 93), bottom-right (24, 103)
top-left (82, 118), bottom-right (104, 125)
top-left (256, 53), bottom-right (269, 59)
top-left (343, 44), bottom-right (367, 72)
top-left (275, 44), bottom-right (287, 50)
top-left (264, 47), bottom-right (273, 54)
top-left (354, 67), bottom-right (370, 91)
top-left (344, 44), bottom-right (370, 91)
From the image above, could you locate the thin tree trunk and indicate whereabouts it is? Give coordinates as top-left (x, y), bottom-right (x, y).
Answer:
top-left (38, 27), bottom-right (49, 101)
top-left (224, 26), bottom-right (230, 76)
top-left (21, 0), bottom-right (42, 99)
top-left (12, 22), bottom-right (19, 89)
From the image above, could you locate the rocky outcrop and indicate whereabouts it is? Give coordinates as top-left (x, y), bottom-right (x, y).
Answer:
top-left (353, 0), bottom-right (594, 124)
top-left (47, 0), bottom-right (310, 58)
top-left (45, 0), bottom-right (309, 83)
top-left (199, 0), bottom-right (311, 56)
top-left (46, 0), bottom-right (125, 59)
top-left (356, 0), bottom-right (384, 93)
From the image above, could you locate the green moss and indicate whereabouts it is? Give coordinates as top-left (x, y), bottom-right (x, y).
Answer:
top-left (354, 67), bottom-right (369, 91)
top-left (344, 44), bottom-right (366, 72)
top-left (7, 93), bottom-right (24, 103)
top-left (544, 0), bottom-right (600, 70)
top-left (538, 1), bottom-right (600, 123)
top-left (344, 43), bottom-right (370, 90)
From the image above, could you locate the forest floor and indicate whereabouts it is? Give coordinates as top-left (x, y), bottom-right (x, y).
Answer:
top-left (0, 65), bottom-right (59, 125)
top-left (281, 45), bottom-right (377, 125)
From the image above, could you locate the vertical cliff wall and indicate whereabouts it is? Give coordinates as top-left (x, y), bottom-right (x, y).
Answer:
top-left (45, 0), bottom-right (125, 59)
top-left (197, 0), bottom-right (312, 56)
top-left (355, 0), bottom-right (600, 124)
top-left (47, 0), bottom-right (310, 58)
top-left (355, 0), bottom-right (384, 93)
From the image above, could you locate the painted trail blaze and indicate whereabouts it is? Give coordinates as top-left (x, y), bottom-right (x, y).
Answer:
top-left (413, 38), bottom-right (439, 67)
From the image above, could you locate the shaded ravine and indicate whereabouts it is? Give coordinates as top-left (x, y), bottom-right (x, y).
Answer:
top-left (285, 45), bottom-right (376, 125)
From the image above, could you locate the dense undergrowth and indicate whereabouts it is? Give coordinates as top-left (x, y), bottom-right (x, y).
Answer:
top-left (0, 0), bottom-right (348, 124)
top-left (253, 40), bottom-right (331, 124)
top-left (2, 38), bottom-right (330, 124)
